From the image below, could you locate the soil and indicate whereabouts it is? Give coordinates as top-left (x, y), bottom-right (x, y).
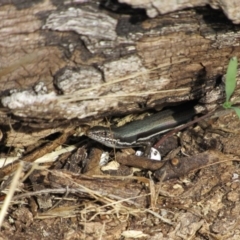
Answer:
top-left (1, 110), bottom-right (240, 240)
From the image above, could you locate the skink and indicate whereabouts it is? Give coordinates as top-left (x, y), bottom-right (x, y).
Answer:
top-left (86, 105), bottom-right (196, 149)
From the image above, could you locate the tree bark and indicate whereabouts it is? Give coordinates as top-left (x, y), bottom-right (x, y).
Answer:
top-left (1, 1), bottom-right (240, 145)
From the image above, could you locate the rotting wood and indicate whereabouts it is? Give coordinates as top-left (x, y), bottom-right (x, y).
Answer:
top-left (46, 170), bottom-right (148, 207)
top-left (1, 2), bottom-right (240, 130)
top-left (0, 128), bottom-right (75, 181)
top-left (117, 0), bottom-right (240, 23)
